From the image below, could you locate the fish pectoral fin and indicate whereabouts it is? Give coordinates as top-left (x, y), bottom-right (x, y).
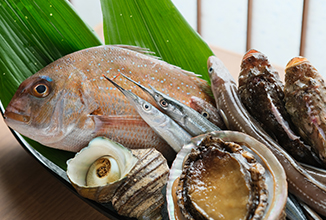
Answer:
top-left (91, 114), bottom-right (148, 135)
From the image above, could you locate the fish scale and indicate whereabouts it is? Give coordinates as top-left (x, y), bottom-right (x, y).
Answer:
top-left (4, 45), bottom-right (214, 162)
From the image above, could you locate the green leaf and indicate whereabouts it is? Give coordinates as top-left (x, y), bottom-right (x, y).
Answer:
top-left (0, 0), bottom-right (103, 107)
top-left (0, 0), bottom-right (102, 169)
top-left (101, 0), bottom-right (214, 82)
top-left (0, 0), bottom-right (213, 170)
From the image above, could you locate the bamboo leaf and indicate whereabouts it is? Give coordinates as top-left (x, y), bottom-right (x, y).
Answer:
top-left (0, 0), bottom-right (214, 170)
top-left (0, 0), bottom-right (102, 169)
top-left (101, 0), bottom-right (214, 82)
top-left (0, 0), bottom-right (103, 108)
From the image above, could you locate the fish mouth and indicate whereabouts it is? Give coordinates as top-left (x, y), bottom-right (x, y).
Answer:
top-left (4, 111), bottom-right (30, 123)
top-left (286, 57), bottom-right (308, 69)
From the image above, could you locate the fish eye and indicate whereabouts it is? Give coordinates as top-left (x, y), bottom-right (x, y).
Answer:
top-left (160, 99), bottom-right (168, 108)
top-left (143, 103), bottom-right (151, 111)
top-left (32, 82), bottom-right (50, 98)
top-left (201, 111), bottom-right (210, 119)
top-left (208, 67), bottom-right (214, 74)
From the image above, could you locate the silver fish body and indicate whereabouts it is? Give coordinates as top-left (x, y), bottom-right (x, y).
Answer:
top-left (103, 75), bottom-right (191, 153)
top-left (119, 73), bottom-right (220, 136)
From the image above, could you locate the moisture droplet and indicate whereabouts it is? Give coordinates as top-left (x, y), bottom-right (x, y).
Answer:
top-left (50, 13), bottom-right (53, 16)
top-left (3, 73), bottom-right (5, 75)
top-left (130, 15), bottom-right (133, 17)
top-left (49, 5), bottom-right (52, 7)
top-left (25, 16), bottom-right (28, 19)
top-left (120, 13), bottom-right (122, 16)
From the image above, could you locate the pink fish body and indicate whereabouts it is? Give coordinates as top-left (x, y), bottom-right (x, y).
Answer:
top-left (4, 45), bottom-right (213, 161)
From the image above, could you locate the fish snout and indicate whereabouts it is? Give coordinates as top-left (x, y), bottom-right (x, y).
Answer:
top-left (4, 105), bottom-right (30, 123)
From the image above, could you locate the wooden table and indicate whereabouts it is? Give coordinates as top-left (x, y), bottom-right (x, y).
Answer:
top-left (0, 116), bottom-right (108, 220)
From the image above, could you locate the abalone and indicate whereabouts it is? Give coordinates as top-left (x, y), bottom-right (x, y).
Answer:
top-left (167, 131), bottom-right (287, 220)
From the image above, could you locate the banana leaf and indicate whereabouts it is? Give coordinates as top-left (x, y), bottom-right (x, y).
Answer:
top-left (0, 0), bottom-right (213, 171)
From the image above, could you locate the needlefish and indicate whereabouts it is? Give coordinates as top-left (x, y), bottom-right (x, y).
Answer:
top-left (4, 45), bottom-right (214, 161)
top-left (102, 75), bottom-right (191, 153)
top-left (117, 73), bottom-right (221, 136)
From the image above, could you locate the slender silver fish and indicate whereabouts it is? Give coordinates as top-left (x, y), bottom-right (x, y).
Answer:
top-left (119, 73), bottom-right (220, 136)
top-left (286, 194), bottom-right (308, 220)
top-left (102, 75), bottom-right (191, 153)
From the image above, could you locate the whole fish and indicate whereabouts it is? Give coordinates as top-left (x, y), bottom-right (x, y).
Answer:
top-left (238, 49), bottom-right (322, 167)
top-left (118, 73), bottom-right (220, 136)
top-left (4, 45), bottom-right (214, 161)
top-left (208, 55), bottom-right (326, 217)
top-left (189, 96), bottom-right (227, 129)
top-left (102, 74), bottom-right (191, 153)
top-left (284, 57), bottom-right (326, 164)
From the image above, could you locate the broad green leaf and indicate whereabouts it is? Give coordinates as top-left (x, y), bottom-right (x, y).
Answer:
top-left (101, 0), bottom-right (214, 82)
top-left (0, 0), bottom-right (103, 107)
top-left (0, 0), bottom-right (102, 169)
top-left (0, 0), bottom-right (214, 170)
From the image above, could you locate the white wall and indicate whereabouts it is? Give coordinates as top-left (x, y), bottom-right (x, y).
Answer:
top-left (71, 0), bottom-right (326, 77)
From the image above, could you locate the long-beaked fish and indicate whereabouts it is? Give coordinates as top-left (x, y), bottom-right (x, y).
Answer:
top-left (118, 73), bottom-right (220, 136)
top-left (102, 75), bottom-right (191, 153)
top-left (4, 45), bottom-right (213, 161)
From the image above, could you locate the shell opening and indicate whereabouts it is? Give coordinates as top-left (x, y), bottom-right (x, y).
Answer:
top-left (86, 155), bottom-right (121, 187)
top-left (67, 137), bottom-right (138, 188)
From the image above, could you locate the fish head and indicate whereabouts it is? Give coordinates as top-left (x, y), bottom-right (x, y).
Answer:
top-left (147, 85), bottom-right (183, 118)
top-left (207, 56), bottom-right (235, 87)
top-left (104, 74), bottom-right (166, 126)
top-left (4, 63), bottom-right (95, 146)
top-left (4, 74), bottom-right (56, 132)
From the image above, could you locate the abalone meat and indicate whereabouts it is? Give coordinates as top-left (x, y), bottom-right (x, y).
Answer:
top-left (167, 131), bottom-right (287, 220)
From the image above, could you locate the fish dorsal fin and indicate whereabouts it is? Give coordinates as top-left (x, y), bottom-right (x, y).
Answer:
top-left (176, 67), bottom-right (201, 77)
top-left (114, 45), bottom-right (157, 56)
top-left (114, 45), bottom-right (206, 85)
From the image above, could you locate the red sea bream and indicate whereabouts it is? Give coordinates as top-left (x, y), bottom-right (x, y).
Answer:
top-left (4, 45), bottom-right (214, 161)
